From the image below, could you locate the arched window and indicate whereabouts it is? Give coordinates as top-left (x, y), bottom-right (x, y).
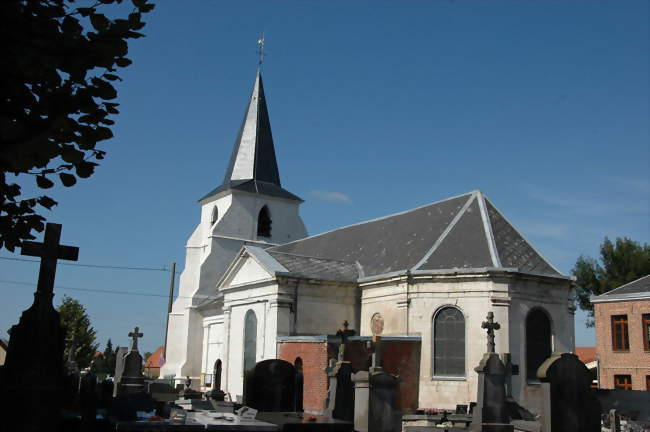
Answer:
top-left (526, 308), bottom-right (552, 379)
top-left (243, 310), bottom-right (257, 373)
top-left (433, 307), bottom-right (465, 377)
top-left (257, 205), bottom-right (272, 238)
top-left (213, 359), bottom-right (222, 391)
top-left (211, 206), bottom-right (219, 225)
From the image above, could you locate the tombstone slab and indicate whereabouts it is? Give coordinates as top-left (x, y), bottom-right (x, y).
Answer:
top-left (245, 359), bottom-right (297, 412)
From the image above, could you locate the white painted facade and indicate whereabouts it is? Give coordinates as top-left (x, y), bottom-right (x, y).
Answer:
top-left (160, 190), bottom-right (308, 382)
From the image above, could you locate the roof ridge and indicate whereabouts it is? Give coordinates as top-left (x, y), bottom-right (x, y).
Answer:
top-left (411, 193), bottom-right (476, 271)
top-left (483, 195), bottom-right (563, 276)
top-left (269, 190), bottom-right (476, 252)
top-left (476, 191), bottom-right (501, 267)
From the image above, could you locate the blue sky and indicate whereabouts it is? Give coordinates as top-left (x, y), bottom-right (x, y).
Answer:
top-left (2, 1), bottom-right (648, 354)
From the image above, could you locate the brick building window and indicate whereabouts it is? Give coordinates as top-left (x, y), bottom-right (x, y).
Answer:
top-left (643, 314), bottom-right (650, 351)
top-left (614, 375), bottom-right (632, 390)
top-left (526, 308), bottom-right (552, 380)
top-left (611, 315), bottom-right (629, 351)
top-left (433, 306), bottom-right (465, 377)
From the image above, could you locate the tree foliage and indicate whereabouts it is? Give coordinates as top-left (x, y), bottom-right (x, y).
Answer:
top-left (572, 237), bottom-right (650, 326)
top-left (0, 0), bottom-right (155, 252)
top-left (58, 295), bottom-right (99, 368)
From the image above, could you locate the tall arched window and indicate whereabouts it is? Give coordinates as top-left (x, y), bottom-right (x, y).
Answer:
top-left (244, 310), bottom-right (258, 373)
top-left (211, 205), bottom-right (219, 225)
top-left (294, 357), bottom-right (304, 412)
top-left (526, 308), bottom-right (552, 379)
top-left (257, 205), bottom-right (272, 238)
top-left (433, 307), bottom-right (465, 377)
top-left (213, 359), bottom-right (222, 390)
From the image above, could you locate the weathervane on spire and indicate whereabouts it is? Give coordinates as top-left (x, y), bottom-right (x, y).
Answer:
top-left (257, 34), bottom-right (265, 66)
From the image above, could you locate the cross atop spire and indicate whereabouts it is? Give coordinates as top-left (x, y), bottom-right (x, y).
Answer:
top-left (257, 34), bottom-right (265, 66)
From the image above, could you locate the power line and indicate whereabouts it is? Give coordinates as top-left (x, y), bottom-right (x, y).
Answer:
top-left (0, 256), bottom-right (176, 273)
top-left (0, 279), bottom-right (218, 301)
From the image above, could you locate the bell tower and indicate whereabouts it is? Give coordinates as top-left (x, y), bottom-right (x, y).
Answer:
top-left (162, 68), bottom-right (308, 380)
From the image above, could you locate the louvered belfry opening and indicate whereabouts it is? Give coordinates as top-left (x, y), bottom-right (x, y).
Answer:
top-left (433, 307), bottom-right (465, 377)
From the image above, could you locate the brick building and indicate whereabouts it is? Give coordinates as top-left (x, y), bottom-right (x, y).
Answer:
top-left (591, 275), bottom-right (650, 390)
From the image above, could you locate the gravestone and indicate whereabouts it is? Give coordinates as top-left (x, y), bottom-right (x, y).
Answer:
top-left (470, 312), bottom-right (513, 432)
top-left (537, 353), bottom-right (600, 432)
top-left (325, 321), bottom-right (356, 422)
top-left (62, 335), bottom-right (81, 410)
top-left (245, 359), bottom-right (297, 411)
top-left (2, 223), bottom-right (79, 432)
top-left (79, 368), bottom-right (98, 427)
top-left (113, 346), bottom-right (128, 396)
top-left (353, 334), bottom-right (400, 432)
top-left (116, 327), bottom-right (146, 395)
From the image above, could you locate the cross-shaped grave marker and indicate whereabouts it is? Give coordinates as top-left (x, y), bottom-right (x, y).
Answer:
top-left (481, 311), bottom-right (501, 353)
top-left (21, 223), bottom-right (79, 299)
top-left (128, 326), bottom-right (143, 351)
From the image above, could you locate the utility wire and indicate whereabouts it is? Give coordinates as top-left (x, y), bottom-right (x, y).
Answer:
top-left (0, 256), bottom-right (177, 273)
top-left (0, 279), bottom-right (218, 301)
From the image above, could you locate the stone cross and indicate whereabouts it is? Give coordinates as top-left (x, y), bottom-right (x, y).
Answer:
top-left (128, 327), bottom-right (143, 352)
top-left (21, 223), bottom-right (79, 299)
top-left (336, 320), bottom-right (354, 362)
top-left (481, 312), bottom-right (501, 353)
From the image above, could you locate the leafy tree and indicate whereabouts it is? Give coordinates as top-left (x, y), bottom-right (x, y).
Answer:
top-left (0, 0), bottom-right (155, 252)
top-left (572, 237), bottom-right (650, 326)
top-left (58, 295), bottom-right (99, 368)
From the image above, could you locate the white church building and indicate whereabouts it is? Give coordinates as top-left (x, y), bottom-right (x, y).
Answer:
top-left (161, 68), bottom-right (575, 413)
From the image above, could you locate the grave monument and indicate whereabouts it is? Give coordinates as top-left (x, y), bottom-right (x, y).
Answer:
top-left (2, 223), bottom-right (79, 432)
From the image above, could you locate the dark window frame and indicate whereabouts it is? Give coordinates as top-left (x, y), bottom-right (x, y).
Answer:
top-left (257, 205), bottom-right (272, 238)
top-left (525, 308), bottom-right (553, 380)
top-left (611, 315), bottom-right (630, 351)
top-left (614, 374), bottom-right (632, 390)
top-left (432, 306), bottom-right (466, 378)
top-left (642, 314), bottom-right (650, 351)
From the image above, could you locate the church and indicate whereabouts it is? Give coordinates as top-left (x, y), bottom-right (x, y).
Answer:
top-left (161, 67), bottom-right (575, 414)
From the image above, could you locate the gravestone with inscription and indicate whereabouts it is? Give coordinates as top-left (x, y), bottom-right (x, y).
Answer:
top-left (2, 223), bottom-right (79, 432)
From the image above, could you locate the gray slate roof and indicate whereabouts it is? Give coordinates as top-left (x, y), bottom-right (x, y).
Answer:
top-left (269, 191), bottom-right (562, 279)
top-left (268, 251), bottom-right (359, 282)
top-left (591, 275), bottom-right (650, 303)
top-left (200, 70), bottom-right (301, 203)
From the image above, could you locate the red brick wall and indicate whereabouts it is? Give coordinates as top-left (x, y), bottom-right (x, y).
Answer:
top-left (344, 339), bottom-right (421, 413)
top-left (277, 341), bottom-right (330, 414)
top-left (594, 299), bottom-right (650, 390)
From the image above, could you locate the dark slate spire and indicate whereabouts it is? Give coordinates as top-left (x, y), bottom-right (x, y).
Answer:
top-left (223, 70), bottom-right (281, 185)
top-left (199, 70), bottom-right (302, 202)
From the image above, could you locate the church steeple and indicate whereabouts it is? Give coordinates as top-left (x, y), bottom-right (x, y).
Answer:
top-left (223, 70), bottom-right (280, 186)
top-left (199, 69), bottom-right (302, 202)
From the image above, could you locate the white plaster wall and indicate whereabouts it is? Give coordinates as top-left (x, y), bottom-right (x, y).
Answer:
top-left (359, 273), bottom-right (571, 411)
top-left (230, 258), bottom-right (272, 286)
top-left (508, 277), bottom-right (574, 414)
top-left (201, 315), bottom-right (225, 389)
top-left (293, 282), bottom-right (357, 335)
top-left (162, 189), bottom-right (307, 381)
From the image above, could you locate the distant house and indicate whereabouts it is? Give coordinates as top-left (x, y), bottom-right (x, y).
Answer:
top-left (144, 346), bottom-right (165, 378)
top-left (575, 346), bottom-right (598, 387)
top-left (591, 275), bottom-right (650, 390)
top-left (0, 339), bottom-right (8, 366)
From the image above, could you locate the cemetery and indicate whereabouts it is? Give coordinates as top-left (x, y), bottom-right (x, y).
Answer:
top-left (0, 223), bottom-right (647, 431)
top-left (2, 3), bottom-right (649, 431)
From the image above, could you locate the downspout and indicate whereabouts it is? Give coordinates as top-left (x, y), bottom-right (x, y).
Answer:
top-left (354, 261), bottom-right (363, 334)
top-left (293, 281), bottom-right (298, 335)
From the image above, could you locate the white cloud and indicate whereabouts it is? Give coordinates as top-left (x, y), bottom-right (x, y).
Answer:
top-left (524, 186), bottom-right (649, 216)
top-left (311, 190), bottom-right (352, 204)
top-left (520, 222), bottom-right (569, 240)
top-left (609, 176), bottom-right (650, 194)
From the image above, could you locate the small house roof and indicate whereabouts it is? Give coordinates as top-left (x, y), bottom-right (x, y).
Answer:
top-left (145, 346), bottom-right (165, 368)
top-left (591, 274), bottom-right (650, 303)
